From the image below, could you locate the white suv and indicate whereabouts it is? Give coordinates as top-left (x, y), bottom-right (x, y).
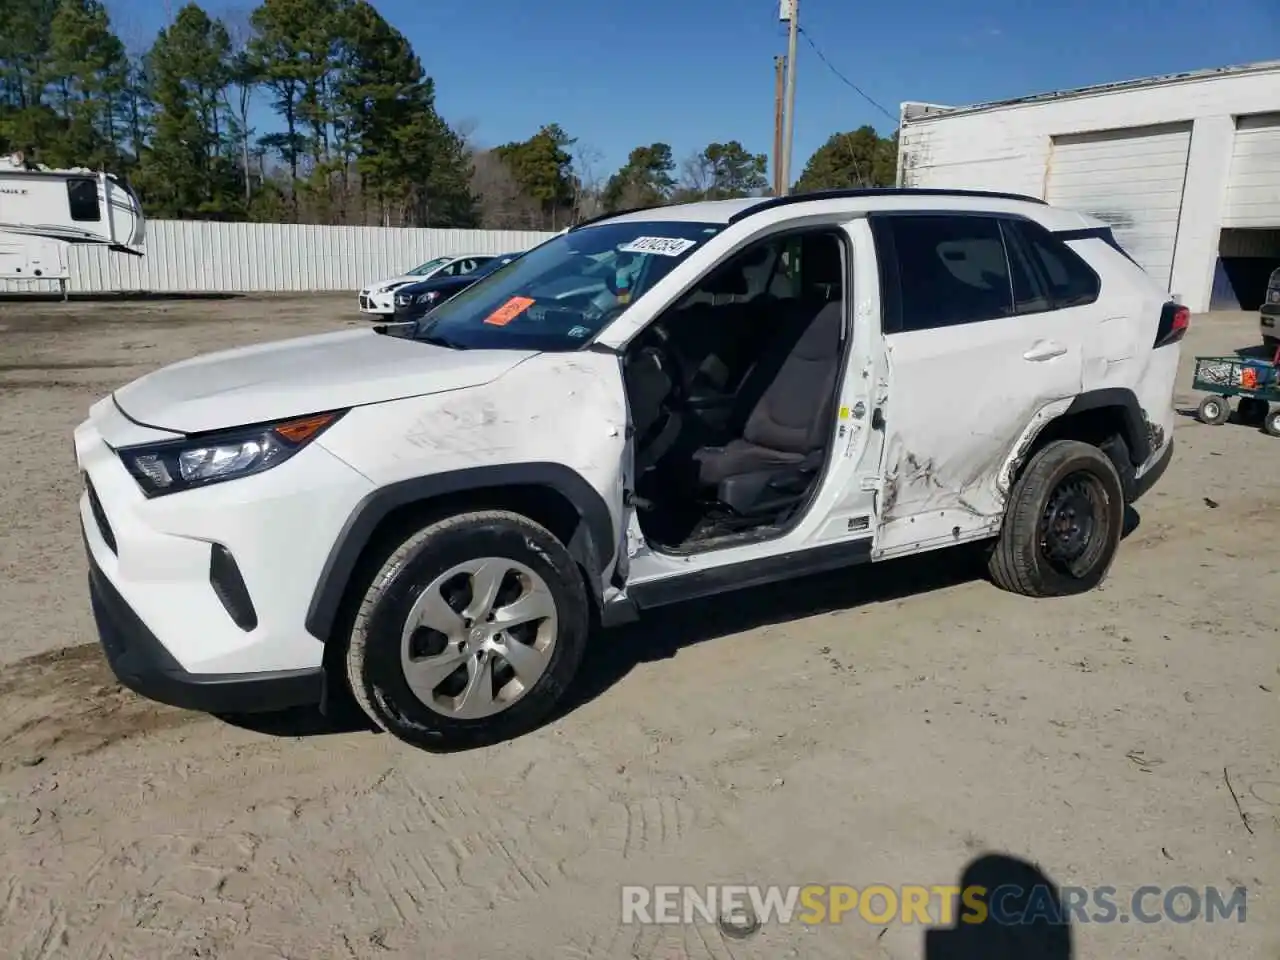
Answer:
top-left (74, 189), bottom-right (1184, 751)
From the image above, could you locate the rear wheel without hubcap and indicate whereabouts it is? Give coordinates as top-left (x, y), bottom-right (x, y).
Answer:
top-left (1038, 471), bottom-right (1107, 579)
top-left (345, 511), bottom-right (590, 751)
top-left (988, 439), bottom-right (1124, 598)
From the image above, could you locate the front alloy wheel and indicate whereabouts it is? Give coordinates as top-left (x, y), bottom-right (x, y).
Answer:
top-left (345, 511), bottom-right (590, 750)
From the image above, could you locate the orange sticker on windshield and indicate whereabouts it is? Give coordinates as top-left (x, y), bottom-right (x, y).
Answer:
top-left (484, 296), bottom-right (535, 326)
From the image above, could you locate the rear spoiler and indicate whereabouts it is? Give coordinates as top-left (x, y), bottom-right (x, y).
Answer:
top-left (1052, 225), bottom-right (1140, 267)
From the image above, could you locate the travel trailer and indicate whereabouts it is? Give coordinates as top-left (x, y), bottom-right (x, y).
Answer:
top-left (0, 154), bottom-right (146, 293)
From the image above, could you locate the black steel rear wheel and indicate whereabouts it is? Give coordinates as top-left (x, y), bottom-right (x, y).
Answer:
top-left (989, 439), bottom-right (1125, 598)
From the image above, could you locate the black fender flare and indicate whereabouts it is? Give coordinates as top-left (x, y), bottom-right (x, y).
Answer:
top-left (304, 462), bottom-right (617, 642)
top-left (1063, 387), bottom-right (1151, 466)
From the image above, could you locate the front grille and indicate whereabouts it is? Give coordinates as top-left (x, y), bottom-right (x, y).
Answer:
top-left (84, 474), bottom-right (117, 554)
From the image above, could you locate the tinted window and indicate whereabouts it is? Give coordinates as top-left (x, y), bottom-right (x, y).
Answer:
top-left (1006, 220), bottom-right (1100, 308)
top-left (878, 215), bottom-right (1014, 331)
top-left (67, 178), bottom-right (100, 222)
top-left (999, 221), bottom-right (1053, 315)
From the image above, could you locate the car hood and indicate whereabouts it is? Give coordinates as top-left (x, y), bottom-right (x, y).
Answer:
top-left (400, 275), bottom-right (471, 296)
top-left (112, 327), bottom-right (537, 434)
top-left (364, 275), bottom-right (424, 294)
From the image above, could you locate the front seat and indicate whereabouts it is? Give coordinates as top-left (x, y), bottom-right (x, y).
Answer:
top-left (690, 296), bottom-right (844, 518)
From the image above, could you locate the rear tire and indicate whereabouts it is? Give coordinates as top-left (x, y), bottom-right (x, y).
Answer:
top-left (344, 510), bottom-right (590, 751)
top-left (988, 439), bottom-right (1125, 598)
top-left (1196, 395), bottom-right (1230, 426)
top-left (1264, 409), bottom-right (1280, 438)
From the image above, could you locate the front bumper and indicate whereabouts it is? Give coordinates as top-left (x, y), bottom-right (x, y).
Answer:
top-left (358, 290), bottom-right (395, 314)
top-left (74, 399), bottom-right (376, 712)
top-left (393, 301), bottom-right (433, 323)
top-left (87, 541), bottom-right (324, 714)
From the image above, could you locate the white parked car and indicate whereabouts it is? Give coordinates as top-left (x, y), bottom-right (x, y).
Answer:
top-left (358, 254), bottom-right (493, 316)
top-left (75, 188), bottom-right (1184, 751)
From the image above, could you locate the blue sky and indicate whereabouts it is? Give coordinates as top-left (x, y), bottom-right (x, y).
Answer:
top-left (108, 0), bottom-right (1279, 179)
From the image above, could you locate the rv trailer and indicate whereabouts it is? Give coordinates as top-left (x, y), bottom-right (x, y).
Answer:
top-left (0, 154), bottom-right (146, 296)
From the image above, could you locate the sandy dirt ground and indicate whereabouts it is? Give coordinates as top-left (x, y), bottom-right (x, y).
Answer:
top-left (0, 295), bottom-right (1277, 959)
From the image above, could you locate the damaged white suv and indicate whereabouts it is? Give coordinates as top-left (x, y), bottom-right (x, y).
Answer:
top-left (75, 189), bottom-right (1184, 750)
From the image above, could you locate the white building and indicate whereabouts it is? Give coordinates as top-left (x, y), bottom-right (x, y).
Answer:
top-left (897, 60), bottom-right (1280, 314)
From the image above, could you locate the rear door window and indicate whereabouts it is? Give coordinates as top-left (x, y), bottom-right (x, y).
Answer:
top-left (872, 214), bottom-right (1015, 332)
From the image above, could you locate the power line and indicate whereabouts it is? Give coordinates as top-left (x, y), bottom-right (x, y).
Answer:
top-left (797, 25), bottom-right (898, 123)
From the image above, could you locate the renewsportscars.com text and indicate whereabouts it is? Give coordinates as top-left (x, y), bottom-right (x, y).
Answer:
top-left (621, 883), bottom-right (1247, 927)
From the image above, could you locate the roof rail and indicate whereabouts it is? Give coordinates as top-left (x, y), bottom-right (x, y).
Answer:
top-left (568, 204), bottom-right (661, 232)
top-left (726, 187), bottom-right (1048, 224)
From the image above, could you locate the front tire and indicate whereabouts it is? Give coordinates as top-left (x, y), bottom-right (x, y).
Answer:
top-left (344, 510), bottom-right (590, 751)
top-left (1196, 395), bottom-right (1231, 425)
top-left (988, 439), bottom-right (1125, 598)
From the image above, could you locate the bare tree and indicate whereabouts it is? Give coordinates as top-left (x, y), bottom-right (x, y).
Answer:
top-left (221, 6), bottom-right (259, 208)
top-left (678, 150), bottom-right (714, 200)
top-left (571, 141), bottom-right (604, 222)
top-left (469, 148), bottom-right (537, 229)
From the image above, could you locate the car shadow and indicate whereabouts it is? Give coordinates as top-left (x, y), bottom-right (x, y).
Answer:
top-left (219, 508), bottom-right (1146, 748)
top-left (214, 694), bottom-right (378, 740)
top-left (923, 852), bottom-right (1072, 959)
top-left (562, 506), bottom-right (1136, 722)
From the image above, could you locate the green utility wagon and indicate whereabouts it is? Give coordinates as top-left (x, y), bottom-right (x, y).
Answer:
top-left (1192, 353), bottom-right (1280, 436)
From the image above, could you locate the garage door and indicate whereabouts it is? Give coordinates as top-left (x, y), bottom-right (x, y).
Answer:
top-left (1221, 113), bottom-right (1280, 228)
top-left (1045, 122), bottom-right (1192, 292)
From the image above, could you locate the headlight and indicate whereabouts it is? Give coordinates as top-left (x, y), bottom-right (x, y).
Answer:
top-left (118, 410), bottom-right (347, 497)
top-left (415, 291), bottom-right (440, 305)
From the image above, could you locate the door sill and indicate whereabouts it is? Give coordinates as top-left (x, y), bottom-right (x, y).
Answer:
top-left (624, 537), bottom-right (872, 612)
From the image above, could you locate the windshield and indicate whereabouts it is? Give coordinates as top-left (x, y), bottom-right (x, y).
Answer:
top-left (413, 221), bottom-right (722, 351)
top-left (406, 256), bottom-right (452, 277)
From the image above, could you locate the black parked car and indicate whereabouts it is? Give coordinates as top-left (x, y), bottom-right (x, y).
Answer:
top-left (390, 251), bottom-right (523, 321)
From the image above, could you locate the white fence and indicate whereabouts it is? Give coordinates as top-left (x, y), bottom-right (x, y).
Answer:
top-left (1, 220), bottom-right (557, 295)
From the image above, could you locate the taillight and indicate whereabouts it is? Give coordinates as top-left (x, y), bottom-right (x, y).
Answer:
top-left (1154, 302), bottom-right (1190, 348)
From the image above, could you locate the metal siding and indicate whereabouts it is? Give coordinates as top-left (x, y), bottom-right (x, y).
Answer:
top-left (1045, 124), bottom-right (1192, 291)
top-left (0, 221), bottom-right (555, 294)
top-left (1222, 113), bottom-right (1280, 228)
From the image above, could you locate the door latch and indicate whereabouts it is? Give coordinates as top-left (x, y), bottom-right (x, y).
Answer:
top-left (851, 401), bottom-right (866, 420)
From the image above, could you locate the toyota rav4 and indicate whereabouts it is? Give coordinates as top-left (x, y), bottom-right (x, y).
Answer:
top-left (75, 188), bottom-right (1184, 751)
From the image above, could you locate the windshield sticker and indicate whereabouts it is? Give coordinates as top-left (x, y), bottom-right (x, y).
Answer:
top-left (617, 236), bottom-right (698, 257)
top-left (484, 296), bottom-right (535, 326)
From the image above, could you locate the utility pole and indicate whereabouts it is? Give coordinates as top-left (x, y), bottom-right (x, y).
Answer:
top-left (779, 0), bottom-right (800, 195)
top-left (772, 56), bottom-right (786, 195)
